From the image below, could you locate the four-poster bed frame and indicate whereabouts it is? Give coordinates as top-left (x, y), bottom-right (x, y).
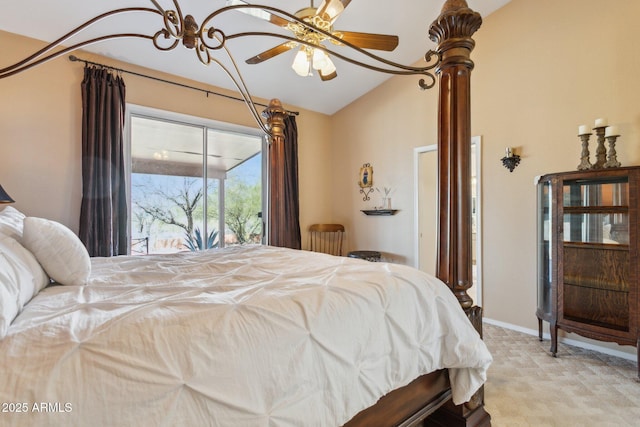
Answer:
top-left (0, 0), bottom-right (489, 425)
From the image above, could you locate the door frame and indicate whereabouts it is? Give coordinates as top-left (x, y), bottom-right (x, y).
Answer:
top-left (413, 136), bottom-right (482, 306)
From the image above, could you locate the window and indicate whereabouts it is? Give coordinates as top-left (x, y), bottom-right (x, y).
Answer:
top-left (126, 105), bottom-right (265, 255)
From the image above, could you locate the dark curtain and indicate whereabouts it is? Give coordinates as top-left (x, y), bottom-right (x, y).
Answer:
top-left (79, 66), bottom-right (128, 257)
top-left (268, 114), bottom-right (301, 249)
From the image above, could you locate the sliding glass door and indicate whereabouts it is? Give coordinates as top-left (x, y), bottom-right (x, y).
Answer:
top-left (127, 106), bottom-right (264, 255)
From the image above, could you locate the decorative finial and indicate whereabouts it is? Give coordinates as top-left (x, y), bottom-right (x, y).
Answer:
top-left (441, 0), bottom-right (469, 13)
top-left (429, 0), bottom-right (482, 47)
top-left (267, 99), bottom-right (283, 110)
top-left (262, 99), bottom-right (287, 140)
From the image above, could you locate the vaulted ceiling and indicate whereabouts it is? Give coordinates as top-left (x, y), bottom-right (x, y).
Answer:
top-left (1, 0), bottom-right (511, 114)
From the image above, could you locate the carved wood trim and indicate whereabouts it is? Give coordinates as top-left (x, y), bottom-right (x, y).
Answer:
top-left (344, 370), bottom-right (451, 427)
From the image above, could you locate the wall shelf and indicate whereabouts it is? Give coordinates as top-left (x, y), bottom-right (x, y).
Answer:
top-left (361, 209), bottom-right (398, 216)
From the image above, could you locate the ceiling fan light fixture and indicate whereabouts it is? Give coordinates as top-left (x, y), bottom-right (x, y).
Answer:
top-left (294, 6), bottom-right (318, 21)
top-left (319, 56), bottom-right (336, 76)
top-left (317, 0), bottom-right (345, 23)
top-left (312, 48), bottom-right (329, 70)
top-left (292, 49), bottom-right (312, 77)
top-left (240, 0), bottom-right (399, 82)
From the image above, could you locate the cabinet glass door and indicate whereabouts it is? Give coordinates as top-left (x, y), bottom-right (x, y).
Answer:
top-left (561, 176), bottom-right (630, 331)
top-left (562, 178), bottom-right (629, 245)
top-left (537, 179), bottom-right (553, 319)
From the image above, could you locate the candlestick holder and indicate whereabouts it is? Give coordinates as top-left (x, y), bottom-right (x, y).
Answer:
top-left (603, 134), bottom-right (621, 168)
top-left (576, 133), bottom-right (592, 170)
top-left (591, 126), bottom-right (607, 169)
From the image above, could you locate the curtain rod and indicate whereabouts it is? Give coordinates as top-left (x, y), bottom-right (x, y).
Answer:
top-left (68, 55), bottom-right (299, 116)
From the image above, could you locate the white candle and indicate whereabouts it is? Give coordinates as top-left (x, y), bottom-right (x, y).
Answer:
top-left (578, 125), bottom-right (590, 135)
top-left (594, 118), bottom-right (608, 128)
top-left (605, 125), bottom-right (619, 137)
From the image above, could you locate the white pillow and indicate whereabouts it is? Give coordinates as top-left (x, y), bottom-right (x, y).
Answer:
top-left (22, 217), bottom-right (91, 286)
top-left (0, 235), bottom-right (49, 337)
top-left (0, 206), bottom-right (25, 240)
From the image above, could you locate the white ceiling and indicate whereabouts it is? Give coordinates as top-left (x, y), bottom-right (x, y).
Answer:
top-left (1, 0), bottom-right (510, 115)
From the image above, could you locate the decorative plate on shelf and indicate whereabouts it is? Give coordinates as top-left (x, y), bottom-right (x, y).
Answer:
top-left (361, 209), bottom-right (398, 216)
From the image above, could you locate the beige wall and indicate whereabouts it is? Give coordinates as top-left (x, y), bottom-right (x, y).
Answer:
top-left (330, 67), bottom-right (438, 264)
top-left (0, 30), bottom-right (332, 244)
top-left (474, 0), bottom-right (639, 354)
top-left (331, 0), bottom-right (640, 355)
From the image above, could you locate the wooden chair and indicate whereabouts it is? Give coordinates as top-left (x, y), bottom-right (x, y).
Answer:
top-left (308, 224), bottom-right (345, 256)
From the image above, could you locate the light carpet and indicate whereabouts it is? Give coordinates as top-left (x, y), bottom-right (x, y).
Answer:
top-left (483, 323), bottom-right (640, 427)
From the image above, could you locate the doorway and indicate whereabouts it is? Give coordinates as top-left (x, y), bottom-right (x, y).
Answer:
top-left (413, 136), bottom-right (482, 305)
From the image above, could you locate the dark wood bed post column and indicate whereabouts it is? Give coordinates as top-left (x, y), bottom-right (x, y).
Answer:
top-left (262, 98), bottom-right (287, 246)
top-left (426, 3), bottom-right (491, 427)
top-left (429, 0), bottom-right (482, 323)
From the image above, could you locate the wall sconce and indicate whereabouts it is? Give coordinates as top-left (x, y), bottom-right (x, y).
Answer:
top-left (0, 184), bottom-right (15, 204)
top-left (501, 147), bottom-right (521, 173)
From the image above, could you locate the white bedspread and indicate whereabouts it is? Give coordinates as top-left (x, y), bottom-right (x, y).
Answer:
top-left (0, 245), bottom-right (491, 426)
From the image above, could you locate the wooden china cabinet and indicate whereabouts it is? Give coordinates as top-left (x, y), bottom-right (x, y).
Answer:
top-left (536, 166), bottom-right (639, 378)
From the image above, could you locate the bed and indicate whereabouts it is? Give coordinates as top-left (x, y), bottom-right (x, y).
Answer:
top-left (0, 218), bottom-right (491, 426)
top-left (1, 0), bottom-right (488, 425)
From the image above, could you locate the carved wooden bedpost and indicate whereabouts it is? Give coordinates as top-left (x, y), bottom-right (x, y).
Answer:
top-left (426, 2), bottom-right (491, 426)
top-left (430, 0), bottom-right (482, 323)
top-left (262, 98), bottom-right (287, 246)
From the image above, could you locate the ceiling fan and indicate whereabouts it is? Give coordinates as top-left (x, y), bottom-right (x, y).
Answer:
top-left (229, 0), bottom-right (399, 81)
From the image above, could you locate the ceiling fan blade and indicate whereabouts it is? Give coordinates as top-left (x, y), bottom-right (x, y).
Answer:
top-left (226, 0), bottom-right (292, 28)
top-left (316, 0), bottom-right (352, 23)
top-left (246, 43), bottom-right (295, 65)
top-left (337, 31), bottom-right (399, 51)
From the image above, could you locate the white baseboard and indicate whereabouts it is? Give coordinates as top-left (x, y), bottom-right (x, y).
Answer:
top-left (483, 317), bottom-right (636, 362)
